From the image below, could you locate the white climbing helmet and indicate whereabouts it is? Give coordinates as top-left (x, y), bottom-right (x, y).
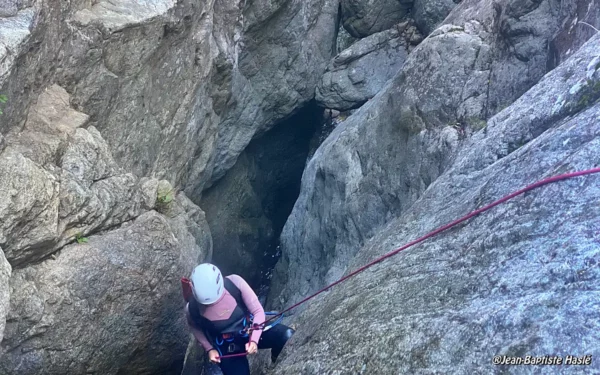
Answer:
top-left (190, 263), bottom-right (224, 305)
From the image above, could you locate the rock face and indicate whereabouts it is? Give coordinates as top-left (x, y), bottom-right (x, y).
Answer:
top-left (201, 104), bottom-right (319, 290)
top-left (340, 0), bottom-right (413, 38)
top-left (180, 337), bottom-right (206, 375)
top-left (203, 0), bottom-right (338, 190)
top-left (335, 25), bottom-right (358, 54)
top-left (0, 0), bottom-right (338, 200)
top-left (1, 0), bottom-right (599, 374)
top-left (0, 84), bottom-right (212, 373)
top-left (0, 6), bottom-right (34, 94)
top-left (445, 0), bottom-right (568, 113)
top-left (412, 0), bottom-right (458, 35)
top-left (316, 22), bottom-right (422, 111)
top-left (0, 0), bottom-right (338, 372)
top-left (271, 33), bottom-right (600, 374)
top-left (0, 248), bottom-right (11, 343)
top-left (1, 207), bottom-right (209, 375)
top-left (0, 85), bottom-right (157, 267)
top-left (270, 0), bottom-right (584, 310)
top-left (549, 0), bottom-right (600, 67)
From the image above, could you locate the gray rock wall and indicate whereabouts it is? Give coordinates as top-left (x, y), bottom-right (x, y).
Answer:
top-left (270, 0), bottom-right (586, 310)
top-left (413, 0), bottom-right (459, 35)
top-left (201, 104), bottom-right (319, 290)
top-left (1, 209), bottom-right (208, 375)
top-left (0, 82), bottom-right (211, 373)
top-left (549, 0), bottom-right (600, 67)
top-left (0, 0), bottom-right (337, 371)
top-left (271, 32), bottom-right (600, 375)
top-left (340, 0), bottom-right (413, 38)
top-left (180, 336), bottom-right (207, 375)
top-left (2, 0), bottom-right (600, 373)
top-left (0, 0), bottom-right (338, 200)
top-left (446, 0), bottom-right (566, 112)
top-left (0, 85), bottom-right (157, 267)
top-left (202, 0), bottom-right (339, 191)
top-left (316, 21), bottom-right (422, 111)
top-left (0, 248), bottom-right (10, 343)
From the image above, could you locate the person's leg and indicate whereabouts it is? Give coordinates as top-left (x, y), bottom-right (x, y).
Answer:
top-left (218, 356), bottom-right (250, 375)
top-left (217, 338), bottom-right (251, 375)
top-left (257, 324), bottom-right (295, 362)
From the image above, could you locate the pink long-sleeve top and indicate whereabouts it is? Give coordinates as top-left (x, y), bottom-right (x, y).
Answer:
top-left (185, 274), bottom-right (265, 351)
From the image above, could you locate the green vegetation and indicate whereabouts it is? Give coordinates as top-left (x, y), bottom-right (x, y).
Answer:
top-left (507, 138), bottom-right (528, 154)
top-left (0, 95), bottom-right (7, 115)
top-left (75, 232), bottom-right (89, 244)
top-left (576, 79), bottom-right (600, 109)
top-left (469, 117), bottom-right (487, 130)
top-left (157, 188), bottom-right (175, 204)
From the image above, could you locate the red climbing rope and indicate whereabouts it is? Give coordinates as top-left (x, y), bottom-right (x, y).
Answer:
top-left (216, 352), bottom-right (251, 359)
top-left (216, 166), bottom-right (600, 359)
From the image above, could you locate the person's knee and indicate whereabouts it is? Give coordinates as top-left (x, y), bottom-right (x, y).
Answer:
top-left (271, 324), bottom-right (295, 344)
top-left (270, 325), bottom-right (295, 363)
top-left (282, 326), bottom-right (295, 342)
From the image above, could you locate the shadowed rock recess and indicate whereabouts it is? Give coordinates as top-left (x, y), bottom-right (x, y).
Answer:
top-left (1, 0), bottom-right (600, 374)
top-left (200, 102), bottom-right (321, 293)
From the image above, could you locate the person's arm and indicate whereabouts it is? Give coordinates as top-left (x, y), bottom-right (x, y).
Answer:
top-left (185, 303), bottom-right (215, 352)
top-left (228, 275), bottom-right (266, 344)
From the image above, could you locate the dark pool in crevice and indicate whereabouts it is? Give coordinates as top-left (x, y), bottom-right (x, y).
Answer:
top-left (200, 100), bottom-right (325, 300)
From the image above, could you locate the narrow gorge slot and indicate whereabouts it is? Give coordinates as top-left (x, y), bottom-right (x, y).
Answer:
top-left (199, 101), bottom-right (323, 299)
top-left (3, 0), bottom-right (600, 373)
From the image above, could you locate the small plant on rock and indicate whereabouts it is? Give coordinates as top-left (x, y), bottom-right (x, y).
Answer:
top-left (0, 95), bottom-right (7, 115)
top-left (75, 232), bottom-right (89, 244)
top-left (576, 79), bottom-right (600, 109)
top-left (155, 181), bottom-right (176, 213)
top-left (469, 117), bottom-right (487, 131)
top-left (157, 188), bottom-right (175, 205)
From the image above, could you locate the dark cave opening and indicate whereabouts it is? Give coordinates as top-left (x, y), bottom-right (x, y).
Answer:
top-left (200, 100), bottom-right (324, 299)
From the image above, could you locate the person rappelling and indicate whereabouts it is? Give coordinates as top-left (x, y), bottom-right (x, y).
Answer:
top-left (180, 166), bottom-right (600, 374)
top-left (183, 263), bottom-right (295, 374)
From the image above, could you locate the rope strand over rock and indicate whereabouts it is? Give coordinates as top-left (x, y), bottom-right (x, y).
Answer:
top-left (217, 167), bottom-right (600, 359)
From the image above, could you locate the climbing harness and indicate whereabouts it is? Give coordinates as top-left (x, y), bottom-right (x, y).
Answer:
top-left (211, 312), bottom-right (285, 356)
top-left (215, 315), bottom-right (251, 345)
